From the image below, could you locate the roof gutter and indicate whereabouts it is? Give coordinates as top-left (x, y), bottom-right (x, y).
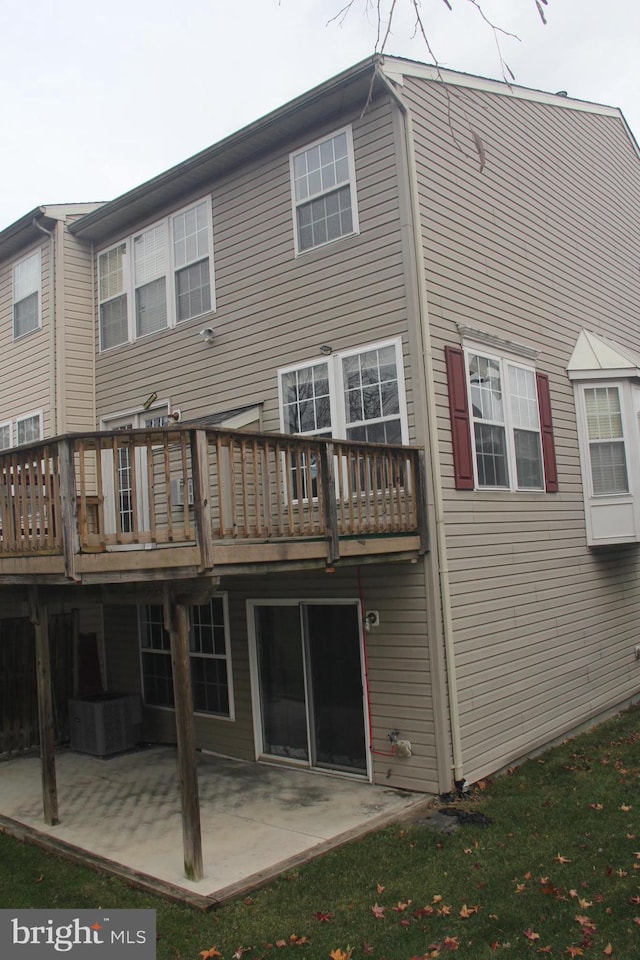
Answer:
top-left (375, 63), bottom-right (464, 785)
top-left (69, 56), bottom-right (383, 242)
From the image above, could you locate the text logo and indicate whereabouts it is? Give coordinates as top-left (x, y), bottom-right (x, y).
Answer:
top-left (0, 910), bottom-right (156, 958)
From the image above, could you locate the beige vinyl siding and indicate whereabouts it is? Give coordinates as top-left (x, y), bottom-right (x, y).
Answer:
top-left (94, 96), bottom-right (417, 445)
top-left (406, 76), bottom-right (640, 782)
top-left (225, 564), bottom-right (438, 793)
top-left (87, 95), bottom-right (434, 781)
top-left (0, 239), bottom-right (52, 438)
top-left (58, 217), bottom-right (96, 433)
top-left (101, 562), bottom-right (438, 792)
top-left (90, 93), bottom-right (437, 789)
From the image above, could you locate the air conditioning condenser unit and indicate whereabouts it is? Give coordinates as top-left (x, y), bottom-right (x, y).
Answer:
top-left (69, 693), bottom-right (141, 757)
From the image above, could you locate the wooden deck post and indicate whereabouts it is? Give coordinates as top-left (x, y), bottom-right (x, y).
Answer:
top-left (163, 585), bottom-right (204, 882)
top-left (319, 442), bottom-right (340, 564)
top-left (58, 438), bottom-right (80, 581)
top-left (29, 587), bottom-right (59, 826)
top-left (190, 430), bottom-right (214, 572)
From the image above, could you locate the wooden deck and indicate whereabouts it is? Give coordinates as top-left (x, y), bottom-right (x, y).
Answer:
top-left (0, 426), bottom-right (427, 584)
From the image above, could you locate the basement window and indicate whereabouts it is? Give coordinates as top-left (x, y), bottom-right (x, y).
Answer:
top-left (138, 596), bottom-right (234, 719)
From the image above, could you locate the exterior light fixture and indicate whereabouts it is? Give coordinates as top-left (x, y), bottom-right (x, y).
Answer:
top-left (319, 345), bottom-right (333, 356)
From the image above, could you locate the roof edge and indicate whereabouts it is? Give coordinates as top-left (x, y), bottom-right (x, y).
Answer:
top-left (380, 56), bottom-right (640, 162)
top-left (69, 56), bottom-right (382, 240)
top-left (380, 56), bottom-right (621, 118)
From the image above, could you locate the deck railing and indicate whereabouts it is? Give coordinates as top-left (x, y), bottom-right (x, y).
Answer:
top-left (0, 426), bottom-right (427, 576)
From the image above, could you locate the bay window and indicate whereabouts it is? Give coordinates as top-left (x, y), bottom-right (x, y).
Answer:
top-left (568, 330), bottom-right (640, 546)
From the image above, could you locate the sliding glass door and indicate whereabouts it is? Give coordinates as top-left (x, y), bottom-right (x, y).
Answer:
top-left (252, 602), bottom-right (367, 775)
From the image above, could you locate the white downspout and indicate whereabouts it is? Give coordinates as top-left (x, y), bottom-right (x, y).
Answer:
top-left (33, 216), bottom-right (57, 435)
top-left (376, 66), bottom-right (465, 782)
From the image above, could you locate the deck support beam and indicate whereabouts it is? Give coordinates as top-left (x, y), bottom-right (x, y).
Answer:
top-left (29, 586), bottom-right (59, 826)
top-left (163, 585), bottom-right (204, 882)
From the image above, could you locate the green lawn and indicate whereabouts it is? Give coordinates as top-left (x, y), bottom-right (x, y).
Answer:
top-left (1, 705), bottom-right (639, 959)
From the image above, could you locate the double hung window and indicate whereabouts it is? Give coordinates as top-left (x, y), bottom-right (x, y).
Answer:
top-left (15, 412), bottom-right (42, 447)
top-left (582, 386), bottom-right (629, 496)
top-left (139, 596), bottom-right (233, 718)
top-left (290, 127), bottom-right (358, 254)
top-left (0, 422), bottom-right (12, 450)
top-left (445, 337), bottom-right (558, 493)
top-left (99, 245), bottom-right (128, 350)
top-left (279, 339), bottom-right (407, 445)
top-left (13, 250), bottom-right (41, 339)
top-left (134, 224), bottom-right (168, 337)
top-left (98, 198), bottom-right (213, 350)
top-left (467, 350), bottom-right (544, 490)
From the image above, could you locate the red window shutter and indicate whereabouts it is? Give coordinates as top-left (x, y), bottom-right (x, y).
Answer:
top-left (536, 372), bottom-right (559, 493)
top-left (445, 345), bottom-right (474, 490)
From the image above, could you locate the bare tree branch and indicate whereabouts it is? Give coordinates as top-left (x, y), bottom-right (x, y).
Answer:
top-left (329, 0), bottom-right (550, 171)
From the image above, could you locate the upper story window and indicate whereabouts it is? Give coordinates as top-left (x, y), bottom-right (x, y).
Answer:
top-left (583, 386), bottom-right (629, 496)
top-left (290, 127), bottom-right (359, 254)
top-left (15, 411), bottom-right (43, 446)
top-left (467, 350), bottom-right (544, 490)
top-left (445, 332), bottom-right (558, 494)
top-left (98, 198), bottom-right (213, 351)
top-left (279, 339), bottom-right (407, 444)
top-left (13, 249), bottom-right (41, 339)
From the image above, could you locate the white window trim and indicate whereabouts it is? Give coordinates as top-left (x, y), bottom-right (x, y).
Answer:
top-left (13, 248), bottom-right (42, 341)
top-left (138, 594), bottom-right (235, 721)
top-left (290, 125), bottom-right (360, 257)
top-left (463, 343), bottom-right (544, 492)
top-left (98, 196), bottom-right (215, 352)
top-left (277, 337), bottom-right (408, 443)
top-left (15, 410), bottom-right (43, 447)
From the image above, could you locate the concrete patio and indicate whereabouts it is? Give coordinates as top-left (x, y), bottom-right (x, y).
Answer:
top-left (0, 746), bottom-right (427, 908)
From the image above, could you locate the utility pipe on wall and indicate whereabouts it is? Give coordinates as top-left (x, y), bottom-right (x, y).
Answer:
top-left (375, 64), bottom-right (465, 783)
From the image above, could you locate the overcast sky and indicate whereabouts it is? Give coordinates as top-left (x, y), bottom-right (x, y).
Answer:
top-left (1, 0), bottom-right (638, 231)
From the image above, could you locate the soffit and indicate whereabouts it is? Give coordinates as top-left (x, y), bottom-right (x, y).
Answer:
top-left (69, 58), bottom-right (384, 244)
top-left (0, 203), bottom-right (104, 262)
top-left (0, 208), bottom-right (58, 262)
